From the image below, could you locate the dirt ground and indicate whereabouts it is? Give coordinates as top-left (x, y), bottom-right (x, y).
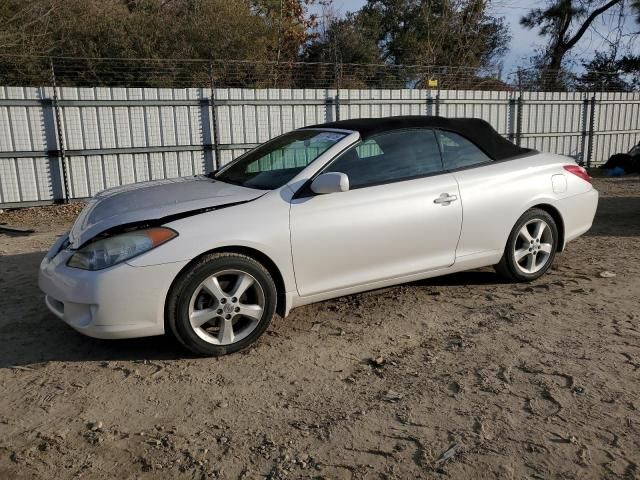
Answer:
top-left (0, 176), bottom-right (639, 480)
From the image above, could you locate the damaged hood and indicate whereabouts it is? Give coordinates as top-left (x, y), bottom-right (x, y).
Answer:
top-left (69, 176), bottom-right (264, 247)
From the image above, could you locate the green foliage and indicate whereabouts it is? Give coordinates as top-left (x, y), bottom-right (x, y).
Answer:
top-left (303, 13), bottom-right (381, 65)
top-left (0, 0), bottom-right (327, 85)
top-left (579, 51), bottom-right (640, 91)
top-left (0, 0), bottom-right (324, 62)
top-left (579, 51), bottom-right (631, 90)
top-left (304, 0), bottom-right (510, 70)
top-left (1, 0), bottom-right (509, 67)
top-left (354, 0), bottom-right (509, 68)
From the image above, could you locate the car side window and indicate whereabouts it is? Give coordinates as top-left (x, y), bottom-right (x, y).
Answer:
top-left (355, 139), bottom-right (384, 158)
top-left (437, 130), bottom-right (492, 170)
top-left (327, 129), bottom-right (443, 189)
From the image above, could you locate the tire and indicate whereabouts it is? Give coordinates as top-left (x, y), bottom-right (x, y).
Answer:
top-left (495, 208), bottom-right (558, 282)
top-left (167, 252), bottom-right (277, 356)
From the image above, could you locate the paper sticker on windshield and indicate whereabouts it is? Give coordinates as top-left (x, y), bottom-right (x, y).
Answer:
top-left (314, 132), bottom-right (345, 142)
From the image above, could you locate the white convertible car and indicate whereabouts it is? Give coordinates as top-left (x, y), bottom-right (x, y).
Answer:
top-left (39, 116), bottom-right (598, 355)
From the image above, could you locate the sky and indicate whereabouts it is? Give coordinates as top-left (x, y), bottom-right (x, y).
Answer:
top-left (314, 0), bottom-right (640, 74)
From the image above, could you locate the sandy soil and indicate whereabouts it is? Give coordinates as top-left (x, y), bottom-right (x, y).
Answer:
top-left (0, 177), bottom-right (639, 479)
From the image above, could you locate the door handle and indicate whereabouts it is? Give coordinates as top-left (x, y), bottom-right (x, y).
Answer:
top-left (433, 193), bottom-right (458, 205)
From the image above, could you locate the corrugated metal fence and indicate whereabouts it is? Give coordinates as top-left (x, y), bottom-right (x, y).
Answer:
top-left (0, 86), bottom-right (639, 207)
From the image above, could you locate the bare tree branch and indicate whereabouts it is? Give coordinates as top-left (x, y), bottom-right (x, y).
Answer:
top-left (564, 0), bottom-right (622, 49)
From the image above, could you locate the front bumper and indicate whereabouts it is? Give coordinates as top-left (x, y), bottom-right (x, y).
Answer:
top-left (38, 245), bottom-right (188, 339)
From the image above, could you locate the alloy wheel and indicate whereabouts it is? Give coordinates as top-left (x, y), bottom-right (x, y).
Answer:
top-left (188, 269), bottom-right (265, 345)
top-left (513, 219), bottom-right (554, 275)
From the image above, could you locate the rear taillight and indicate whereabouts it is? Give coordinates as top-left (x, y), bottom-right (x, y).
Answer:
top-left (563, 164), bottom-right (591, 184)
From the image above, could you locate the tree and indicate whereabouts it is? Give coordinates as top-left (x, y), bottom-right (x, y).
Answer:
top-left (619, 55), bottom-right (640, 90)
top-left (0, 0), bottom-right (321, 62)
top-left (520, 0), bottom-right (625, 88)
top-left (0, 0), bottom-right (322, 86)
top-left (579, 50), bottom-right (631, 90)
top-left (0, 0), bottom-right (62, 52)
top-left (302, 0), bottom-right (511, 87)
top-left (252, 0), bottom-right (321, 64)
top-left (354, 0), bottom-right (510, 69)
top-left (303, 11), bottom-right (381, 65)
top-left (578, 50), bottom-right (640, 90)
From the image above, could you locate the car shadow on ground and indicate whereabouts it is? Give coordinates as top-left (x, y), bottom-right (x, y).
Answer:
top-left (586, 196), bottom-right (640, 237)
top-left (1, 251), bottom-right (510, 368)
top-left (1, 329), bottom-right (190, 369)
top-left (413, 269), bottom-right (506, 288)
top-left (0, 251), bottom-right (190, 368)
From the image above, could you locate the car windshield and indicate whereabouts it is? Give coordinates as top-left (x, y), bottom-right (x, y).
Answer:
top-left (214, 130), bottom-right (347, 190)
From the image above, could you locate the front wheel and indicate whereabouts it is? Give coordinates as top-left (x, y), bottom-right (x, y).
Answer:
top-left (167, 253), bottom-right (277, 356)
top-left (495, 208), bottom-right (558, 282)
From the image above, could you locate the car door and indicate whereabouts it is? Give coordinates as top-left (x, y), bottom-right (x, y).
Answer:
top-left (436, 129), bottom-right (551, 259)
top-left (289, 128), bottom-right (463, 297)
top-left (435, 129), bottom-right (513, 258)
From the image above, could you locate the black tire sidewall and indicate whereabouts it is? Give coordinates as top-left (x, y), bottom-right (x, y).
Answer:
top-left (171, 254), bottom-right (277, 356)
top-left (503, 209), bottom-right (558, 282)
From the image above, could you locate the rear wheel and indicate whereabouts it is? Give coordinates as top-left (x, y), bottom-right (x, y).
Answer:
top-left (495, 209), bottom-right (558, 282)
top-left (167, 253), bottom-right (277, 356)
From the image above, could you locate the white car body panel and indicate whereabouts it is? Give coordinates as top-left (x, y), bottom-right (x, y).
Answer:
top-left (555, 189), bottom-right (599, 243)
top-left (38, 124), bottom-right (598, 340)
top-left (290, 173), bottom-right (462, 296)
top-left (452, 153), bottom-right (569, 258)
top-left (130, 188), bottom-right (297, 288)
top-left (39, 247), bottom-right (188, 338)
top-left (69, 176), bottom-right (265, 248)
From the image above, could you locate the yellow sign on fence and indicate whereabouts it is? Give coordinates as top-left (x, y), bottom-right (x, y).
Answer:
top-left (428, 79), bottom-right (438, 88)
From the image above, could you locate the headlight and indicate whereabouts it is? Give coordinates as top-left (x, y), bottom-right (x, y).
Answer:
top-left (67, 227), bottom-right (177, 270)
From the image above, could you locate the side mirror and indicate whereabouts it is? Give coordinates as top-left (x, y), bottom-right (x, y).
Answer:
top-left (310, 172), bottom-right (350, 194)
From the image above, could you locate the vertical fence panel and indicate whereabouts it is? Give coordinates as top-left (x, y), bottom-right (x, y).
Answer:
top-left (1, 85), bottom-right (639, 207)
top-left (592, 92), bottom-right (640, 165)
top-left (517, 92), bottom-right (588, 160)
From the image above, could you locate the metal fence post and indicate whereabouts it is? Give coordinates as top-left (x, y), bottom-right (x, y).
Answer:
top-left (508, 97), bottom-right (516, 142)
top-left (334, 62), bottom-right (342, 121)
top-left (586, 95), bottom-right (597, 168)
top-left (209, 62), bottom-right (221, 171)
top-left (514, 70), bottom-right (525, 147)
top-left (579, 96), bottom-right (589, 165)
top-left (49, 58), bottom-right (69, 203)
top-left (515, 95), bottom-right (523, 147)
top-left (435, 94), bottom-right (440, 117)
top-left (426, 96), bottom-right (434, 116)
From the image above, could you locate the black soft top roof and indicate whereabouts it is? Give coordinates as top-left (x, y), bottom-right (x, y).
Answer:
top-left (308, 115), bottom-right (532, 161)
